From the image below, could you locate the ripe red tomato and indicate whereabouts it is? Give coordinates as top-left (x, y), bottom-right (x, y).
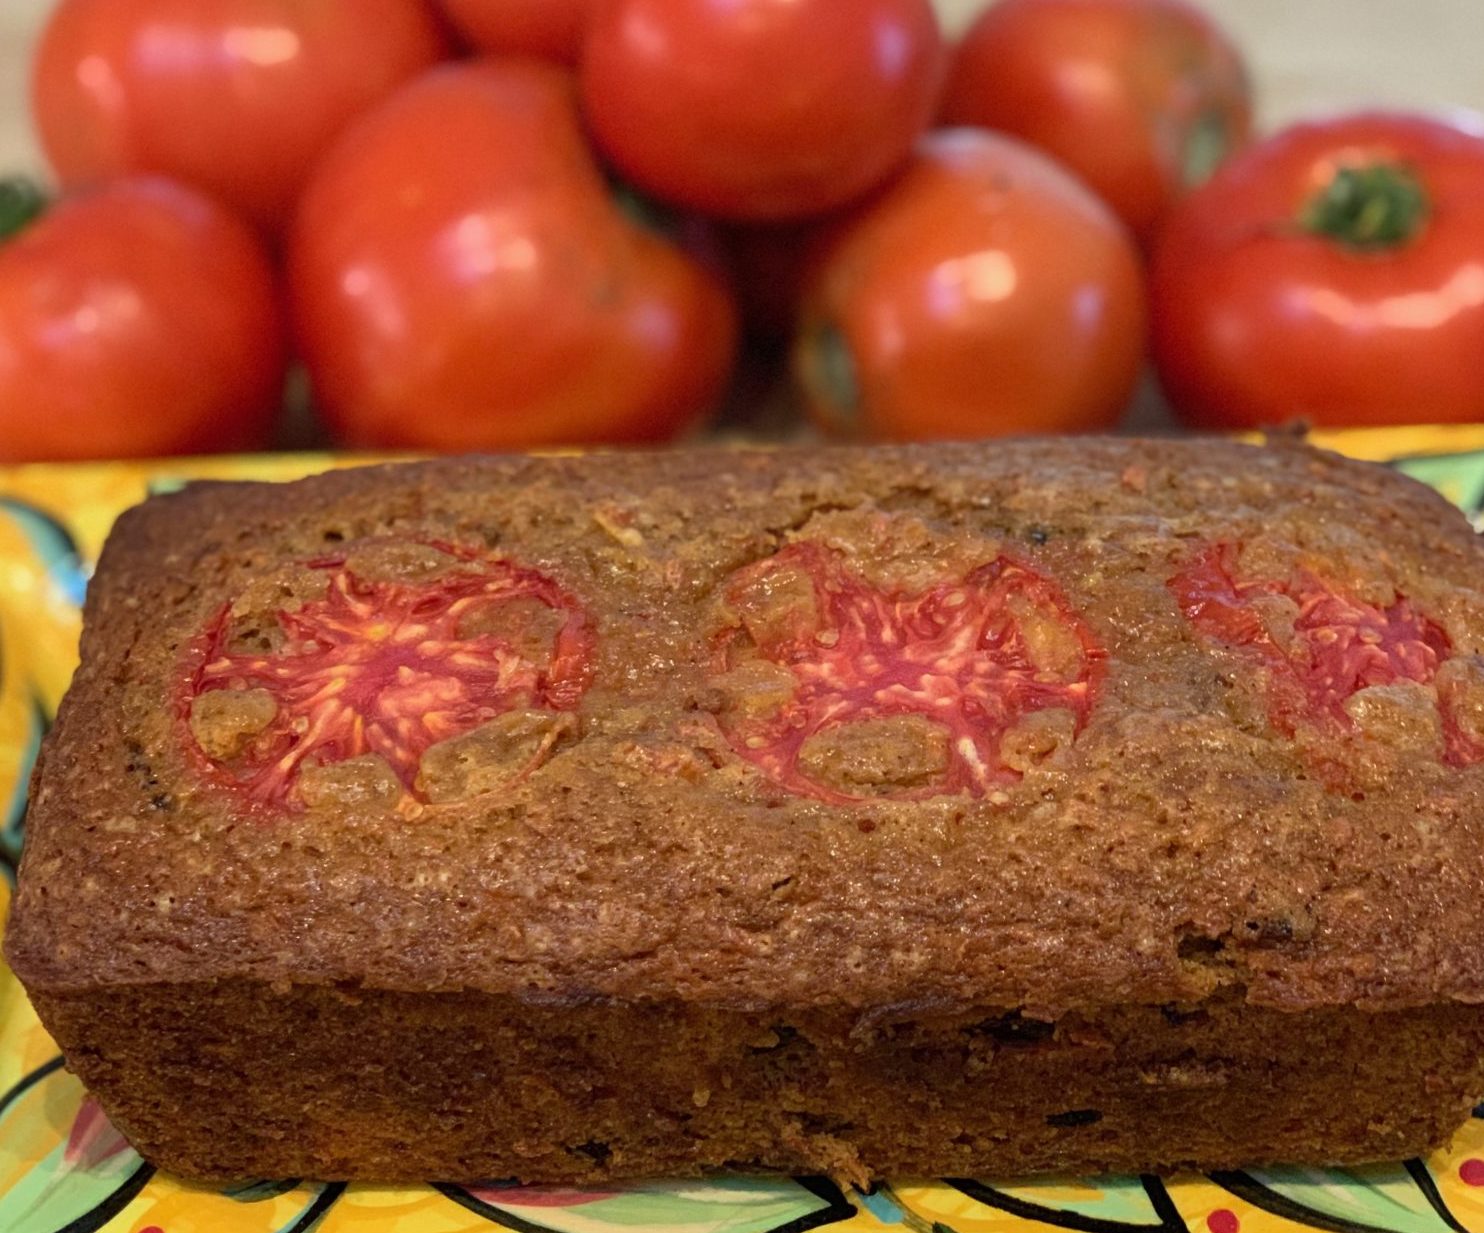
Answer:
top-left (33, 0), bottom-right (450, 234)
top-left (0, 178), bottom-right (285, 463)
top-left (580, 0), bottom-right (944, 222)
top-left (290, 61), bottom-right (738, 451)
top-left (436, 0), bottom-right (592, 62)
top-left (794, 129), bottom-right (1146, 442)
top-left (941, 0), bottom-right (1252, 247)
top-left (1151, 113), bottom-right (1484, 430)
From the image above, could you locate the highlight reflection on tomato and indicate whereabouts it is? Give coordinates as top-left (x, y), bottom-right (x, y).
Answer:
top-left (0, 178), bottom-right (285, 463)
top-left (33, 0), bottom-right (450, 234)
top-left (794, 129), bottom-right (1146, 442)
top-left (581, 0), bottom-right (944, 221)
top-left (942, 0), bottom-right (1252, 247)
top-left (1152, 112), bottom-right (1484, 429)
top-left (289, 61), bottom-right (738, 451)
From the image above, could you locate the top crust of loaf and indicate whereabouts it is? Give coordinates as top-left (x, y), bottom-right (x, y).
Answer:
top-left (7, 438), bottom-right (1484, 1016)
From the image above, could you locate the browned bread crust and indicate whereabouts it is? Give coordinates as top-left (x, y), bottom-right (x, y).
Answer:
top-left (8, 438), bottom-right (1484, 1182)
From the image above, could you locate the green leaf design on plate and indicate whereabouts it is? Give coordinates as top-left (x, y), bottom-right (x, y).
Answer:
top-left (1391, 449), bottom-right (1484, 521)
top-left (1213, 1162), bottom-right (1467, 1233)
top-left (146, 476), bottom-right (191, 498)
top-left (937, 1175), bottom-right (1184, 1232)
top-left (0, 1060), bottom-right (151, 1233)
top-left (0, 498), bottom-right (89, 607)
top-left (446, 1176), bottom-right (853, 1233)
top-left (966, 1176), bottom-right (1174, 1227)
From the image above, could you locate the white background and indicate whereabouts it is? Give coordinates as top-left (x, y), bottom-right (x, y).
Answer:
top-left (3, 0), bottom-right (1484, 181)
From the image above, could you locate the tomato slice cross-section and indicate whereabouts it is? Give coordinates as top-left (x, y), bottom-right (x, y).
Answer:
top-left (1171, 542), bottom-right (1479, 766)
top-left (710, 543), bottom-right (1105, 803)
top-left (179, 539), bottom-right (594, 810)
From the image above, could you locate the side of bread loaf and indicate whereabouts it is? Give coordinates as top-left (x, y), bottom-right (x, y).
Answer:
top-left (26, 983), bottom-right (1484, 1184)
top-left (8, 438), bottom-right (1484, 1182)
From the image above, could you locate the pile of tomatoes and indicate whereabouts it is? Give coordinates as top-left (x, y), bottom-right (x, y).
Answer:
top-left (4, 0), bottom-right (1484, 464)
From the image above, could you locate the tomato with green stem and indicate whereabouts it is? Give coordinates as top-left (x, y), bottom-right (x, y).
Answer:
top-left (941, 0), bottom-right (1251, 247)
top-left (1152, 112), bottom-right (1484, 429)
top-left (794, 129), bottom-right (1146, 442)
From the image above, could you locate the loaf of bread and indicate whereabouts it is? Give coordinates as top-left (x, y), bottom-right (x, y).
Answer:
top-left (8, 438), bottom-right (1484, 1184)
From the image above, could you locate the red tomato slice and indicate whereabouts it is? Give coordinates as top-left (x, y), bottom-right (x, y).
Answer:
top-left (1171, 543), bottom-right (1478, 767)
top-left (180, 539), bottom-right (594, 810)
top-left (711, 543), bottom-right (1105, 803)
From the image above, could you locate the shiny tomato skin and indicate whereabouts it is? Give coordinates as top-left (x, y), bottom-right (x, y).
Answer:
top-left (942, 0), bottom-right (1251, 247)
top-left (794, 129), bottom-right (1147, 442)
top-left (0, 178), bottom-right (285, 463)
top-left (580, 0), bottom-right (944, 222)
top-left (1151, 113), bottom-right (1484, 430)
top-left (33, 0), bottom-right (450, 233)
top-left (437, 0), bottom-right (592, 62)
top-left (289, 61), bottom-right (738, 451)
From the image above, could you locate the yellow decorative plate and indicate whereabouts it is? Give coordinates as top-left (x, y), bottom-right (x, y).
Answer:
top-left (5, 435), bottom-right (1484, 1233)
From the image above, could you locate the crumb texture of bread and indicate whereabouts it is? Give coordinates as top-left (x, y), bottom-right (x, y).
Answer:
top-left (7, 438), bottom-right (1484, 1183)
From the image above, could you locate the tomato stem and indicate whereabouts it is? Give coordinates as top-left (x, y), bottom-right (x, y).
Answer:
top-left (802, 322), bottom-right (862, 433)
top-left (0, 178), bottom-right (48, 243)
top-left (1181, 110), bottom-right (1231, 190)
top-left (1301, 163), bottom-right (1429, 251)
top-left (609, 178), bottom-right (679, 239)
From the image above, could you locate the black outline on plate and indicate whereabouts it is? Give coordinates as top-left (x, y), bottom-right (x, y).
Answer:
top-left (1210, 1162), bottom-right (1465, 1233)
top-left (0, 1054), bottom-right (65, 1121)
top-left (224, 1178), bottom-right (306, 1203)
top-left (944, 1175), bottom-right (1185, 1233)
top-left (1403, 1159), bottom-right (1470, 1233)
top-left (776, 1177), bottom-right (857, 1232)
top-left (433, 1185), bottom-right (604, 1233)
top-left (50, 1161), bottom-right (155, 1233)
top-left (280, 1181), bottom-right (348, 1233)
top-left (434, 1176), bottom-right (857, 1233)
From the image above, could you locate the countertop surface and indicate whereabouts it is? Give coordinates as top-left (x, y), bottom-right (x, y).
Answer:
top-left (4, 0), bottom-right (1484, 183)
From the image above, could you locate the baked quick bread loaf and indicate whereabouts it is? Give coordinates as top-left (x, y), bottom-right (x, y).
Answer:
top-left (8, 438), bottom-right (1484, 1184)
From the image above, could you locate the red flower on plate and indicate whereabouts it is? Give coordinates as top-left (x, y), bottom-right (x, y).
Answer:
top-left (64, 1096), bottom-right (132, 1170)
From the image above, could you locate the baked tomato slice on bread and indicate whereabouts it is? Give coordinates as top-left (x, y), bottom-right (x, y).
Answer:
top-left (1172, 543), bottom-right (1481, 769)
top-left (180, 539), bottom-right (594, 812)
top-left (710, 542), bottom-right (1104, 803)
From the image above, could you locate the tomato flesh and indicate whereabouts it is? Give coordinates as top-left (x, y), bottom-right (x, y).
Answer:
top-left (181, 540), bottom-right (593, 809)
top-left (713, 543), bottom-right (1104, 803)
top-left (1172, 543), bottom-right (1477, 766)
